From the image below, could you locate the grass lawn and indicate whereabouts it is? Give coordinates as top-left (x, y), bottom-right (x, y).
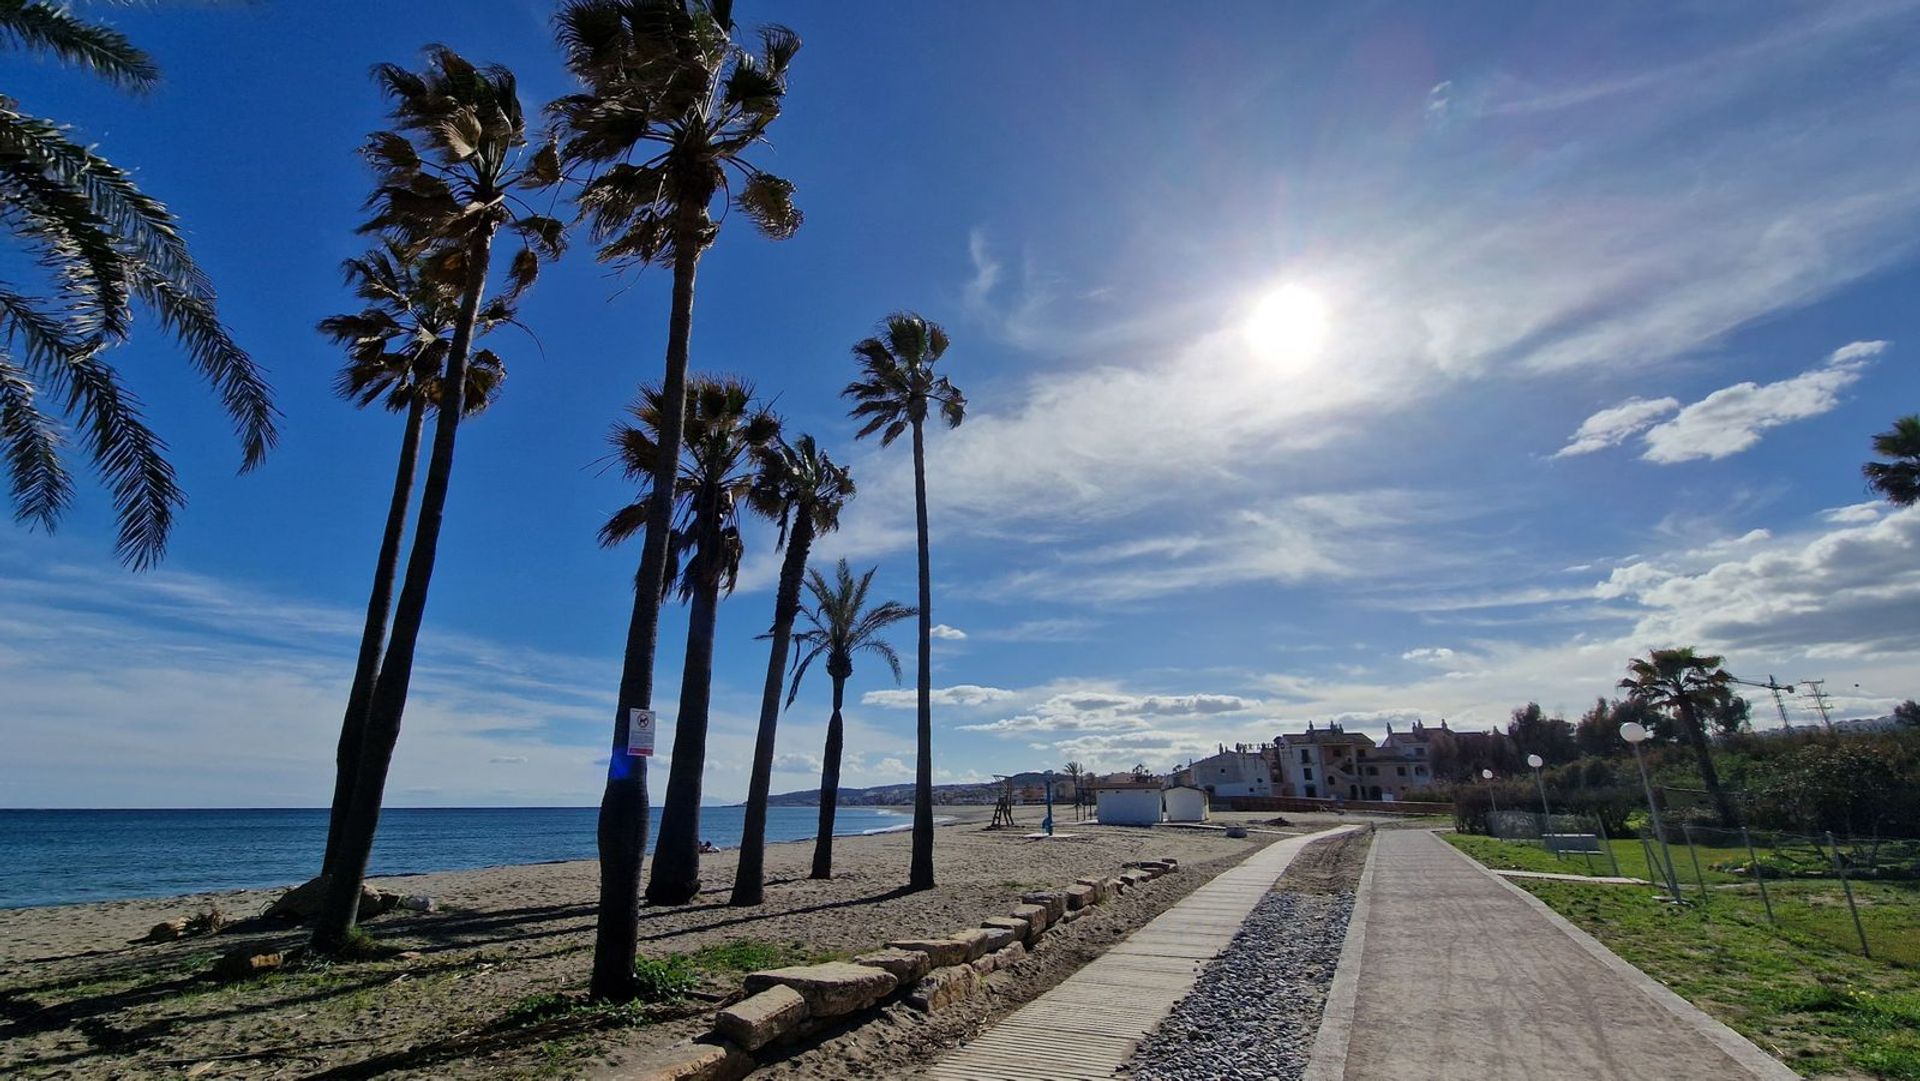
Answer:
top-left (1451, 839), bottom-right (1920, 1078)
top-left (1447, 831), bottom-right (1750, 885)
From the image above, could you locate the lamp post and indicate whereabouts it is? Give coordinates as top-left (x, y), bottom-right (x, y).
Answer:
top-left (1619, 721), bottom-right (1683, 901)
top-left (1527, 753), bottom-right (1551, 851)
top-left (1481, 767), bottom-right (1499, 837)
top-left (1042, 769), bottom-right (1055, 836)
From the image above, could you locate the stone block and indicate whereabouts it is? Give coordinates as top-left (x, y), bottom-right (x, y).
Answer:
top-left (950, 927), bottom-right (997, 961)
top-left (990, 941), bottom-right (1026, 969)
top-left (615, 1038), bottom-right (752, 1081)
top-left (1021, 890), bottom-right (1066, 922)
top-left (853, 947), bottom-right (930, 985)
top-left (1061, 905), bottom-right (1088, 924)
top-left (981, 915), bottom-right (1032, 946)
top-left (1122, 870), bottom-right (1152, 888)
top-left (713, 985), bottom-right (807, 1051)
top-left (970, 953), bottom-right (996, 976)
top-left (743, 961), bottom-right (898, 1018)
top-left (1105, 877), bottom-right (1125, 898)
top-left (1075, 877), bottom-right (1108, 903)
top-left (907, 963), bottom-right (980, 1012)
top-left (975, 924), bottom-right (1018, 954)
top-left (1009, 903), bottom-right (1050, 936)
top-left (1064, 883), bottom-right (1096, 910)
top-left (886, 937), bottom-right (971, 969)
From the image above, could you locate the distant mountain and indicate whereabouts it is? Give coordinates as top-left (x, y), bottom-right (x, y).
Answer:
top-left (765, 771), bottom-right (1061, 807)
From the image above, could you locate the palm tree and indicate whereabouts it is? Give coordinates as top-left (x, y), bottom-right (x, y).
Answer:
top-left (600, 378), bottom-right (778, 906)
top-left (1619, 647), bottom-right (1740, 827)
top-left (313, 240), bottom-right (507, 884)
top-left (1863, 415), bottom-right (1920, 506)
top-left (782, 560), bottom-right (913, 880)
top-left (843, 313), bottom-right (965, 891)
top-left (550, 0), bottom-right (803, 999)
top-left (0, 0), bottom-right (275, 567)
top-left (311, 47), bottom-right (564, 953)
top-left (730, 436), bottom-right (855, 906)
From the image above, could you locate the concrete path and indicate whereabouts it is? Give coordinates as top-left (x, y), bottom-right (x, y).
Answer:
top-left (1309, 829), bottom-right (1795, 1081)
top-left (925, 826), bottom-right (1359, 1081)
top-left (1493, 868), bottom-right (1648, 885)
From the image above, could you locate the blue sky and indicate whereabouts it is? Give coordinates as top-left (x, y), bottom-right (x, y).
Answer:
top-left (5, 1), bottom-right (1919, 807)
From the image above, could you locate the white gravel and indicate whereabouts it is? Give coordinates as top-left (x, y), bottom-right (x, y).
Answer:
top-left (1127, 888), bottom-right (1354, 1081)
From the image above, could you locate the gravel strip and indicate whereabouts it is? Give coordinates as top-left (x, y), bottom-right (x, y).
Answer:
top-left (1127, 887), bottom-right (1355, 1081)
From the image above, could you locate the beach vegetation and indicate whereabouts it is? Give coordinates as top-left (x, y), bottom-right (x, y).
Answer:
top-left (547, 0), bottom-right (803, 1002)
top-left (0, 0), bottom-right (276, 566)
top-left (1620, 647), bottom-right (1742, 827)
top-left (782, 559), bottom-right (915, 880)
top-left (1863, 414), bottom-right (1920, 506)
top-left (843, 312), bottom-right (966, 892)
top-left (732, 435), bottom-right (855, 906)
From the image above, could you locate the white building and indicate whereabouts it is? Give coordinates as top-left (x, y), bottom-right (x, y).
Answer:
top-left (1094, 781), bottom-right (1164, 826)
top-left (1181, 746), bottom-right (1274, 798)
top-left (1272, 723), bottom-right (1375, 800)
top-left (1163, 784), bottom-right (1211, 822)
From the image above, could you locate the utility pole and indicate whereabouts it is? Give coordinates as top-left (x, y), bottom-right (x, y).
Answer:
top-left (1801, 680), bottom-right (1835, 733)
top-left (1729, 674), bottom-right (1795, 731)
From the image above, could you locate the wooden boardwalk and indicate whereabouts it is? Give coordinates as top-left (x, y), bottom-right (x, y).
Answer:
top-left (924, 825), bottom-right (1358, 1081)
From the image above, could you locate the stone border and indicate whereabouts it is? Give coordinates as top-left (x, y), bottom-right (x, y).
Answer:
top-left (606, 857), bottom-right (1184, 1081)
top-left (1451, 840), bottom-right (1799, 1081)
top-left (1300, 829), bottom-right (1378, 1081)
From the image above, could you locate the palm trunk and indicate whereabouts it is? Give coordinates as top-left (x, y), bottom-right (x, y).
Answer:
top-left (647, 551), bottom-right (724, 907)
top-left (1680, 698), bottom-right (1738, 827)
top-left (810, 675), bottom-right (846, 880)
top-left (908, 418), bottom-right (934, 892)
top-left (321, 395), bottom-right (426, 883)
top-left (731, 515), bottom-right (817, 906)
top-left (311, 228), bottom-right (494, 953)
top-left (591, 229), bottom-right (702, 999)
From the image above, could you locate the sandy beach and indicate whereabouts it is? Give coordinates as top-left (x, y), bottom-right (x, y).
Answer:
top-left (0, 809), bottom-right (1313, 1078)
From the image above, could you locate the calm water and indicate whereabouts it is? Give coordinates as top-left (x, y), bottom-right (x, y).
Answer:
top-left (0, 805), bottom-right (914, 909)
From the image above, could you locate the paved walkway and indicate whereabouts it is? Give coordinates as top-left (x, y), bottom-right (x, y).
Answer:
top-left (1493, 868), bottom-right (1648, 885)
top-left (925, 826), bottom-right (1359, 1081)
top-left (1312, 829), bottom-right (1794, 1081)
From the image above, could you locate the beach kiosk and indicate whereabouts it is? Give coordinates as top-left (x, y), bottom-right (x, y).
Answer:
top-left (1094, 780), bottom-right (1164, 826)
top-left (1163, 784), bottom-right (1210, 823)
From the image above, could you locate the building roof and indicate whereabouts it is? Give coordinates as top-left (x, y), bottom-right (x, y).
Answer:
top-left (1278, 727), bottom-right (1375, 747)
top-left (1092, 780), bottom-right (1163, 791)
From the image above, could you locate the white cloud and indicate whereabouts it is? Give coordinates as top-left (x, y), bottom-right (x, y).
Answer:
top-left (974, 617), bottom-right (1100, 643)
top-left (1821, 502), bottom-right (1884, 525)
top-left (1401, 647), bottom-right (1457, 663)
top-left (861, 683), bottom-right (1017, 709)
top-left (1553, 397), bottom-right (1680, 458)
top-left (929, 623), bottom-right (967, 641)
top-left (1639, 341), bottom-right (1887, 463)
top-left (772, 752), bottom-right (822, 774)
top-left (956, 688), bottom-right (1261, 739)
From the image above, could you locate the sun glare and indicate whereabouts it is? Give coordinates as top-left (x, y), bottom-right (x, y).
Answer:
top-left (1242, 284), bottom-right (1330, 368)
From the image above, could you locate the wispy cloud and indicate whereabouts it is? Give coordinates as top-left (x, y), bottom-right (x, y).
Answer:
top-left (1641, 342), bottom-right (1887, 463)
top-left (1553, 397), bottom-right (1680, 458)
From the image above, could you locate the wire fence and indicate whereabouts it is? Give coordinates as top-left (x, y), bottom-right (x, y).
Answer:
top-left (1485, 809), bottom-right (1919, 963)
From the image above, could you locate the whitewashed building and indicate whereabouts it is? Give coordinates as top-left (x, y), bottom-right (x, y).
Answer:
top-left (1094, 781), bottom-right (1164, 825)
top-left (1163, 784), bottom-right (1211, 822)
top-left (1180, 746), bottom-right (1274, 798)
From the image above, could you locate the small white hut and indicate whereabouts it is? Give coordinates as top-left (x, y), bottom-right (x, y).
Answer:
top-left (1163, 784), bottom-right (1210, 823)
top-left (1094, 781), bottom-right (1164, 826)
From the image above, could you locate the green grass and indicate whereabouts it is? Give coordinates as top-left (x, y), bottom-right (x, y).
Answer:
top-left (1446, 832), bottom-right (1748, 885)
top-left (1454, 850), bottom-right (1920, 1077)
top-left (683, 938), bottom-right (820, 974)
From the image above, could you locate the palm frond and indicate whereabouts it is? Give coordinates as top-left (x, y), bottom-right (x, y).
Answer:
top-left (0, 351), bottom-right (71, 528)
top-left (0, 0), bottom-right (160, 91)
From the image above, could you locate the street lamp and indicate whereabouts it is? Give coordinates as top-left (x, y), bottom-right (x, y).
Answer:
top-left (1526, 753), bottom-right (1551, 851)
top-left (1481, 767), bottom-right (1500, 836)
top-left (1619, 722), bottom-right (1683, 901)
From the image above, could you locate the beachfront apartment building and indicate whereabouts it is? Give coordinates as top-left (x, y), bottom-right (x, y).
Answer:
top-left (1270, 720), bottom-right (1440, 802)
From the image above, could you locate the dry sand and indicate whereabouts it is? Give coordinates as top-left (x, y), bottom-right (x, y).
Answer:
top-left (0, 810), bottom-right (1309, 1079)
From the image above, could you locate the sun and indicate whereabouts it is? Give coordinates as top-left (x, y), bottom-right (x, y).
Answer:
top-left (1242, 284), bottom-right (1330, 368)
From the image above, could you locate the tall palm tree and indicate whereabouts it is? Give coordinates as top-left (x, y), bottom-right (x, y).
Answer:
top-left (311, 47), bottom-right (564, 953)
top-left (1863, 415), bottom-right (1920, 506)
top-left (0, 0), bottom-right (275, 567)
top-left (730, 435), bottom-right (854, 906)
top-left (550, 0), bottom-right (802, 999)
top-left (601, 378), bottom-right (778, 906)
top-left (313, 240), bottom-right (508, 884)
top-left (1619, 647), bottom-right (1740, 827)
top-left (843, 313), bottom-right (964, 891)
top-left (782, 560), bottom-right (912, 880)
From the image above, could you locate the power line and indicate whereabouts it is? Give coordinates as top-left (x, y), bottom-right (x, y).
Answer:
top-left (1800, 679), bottom-right (1835, 733)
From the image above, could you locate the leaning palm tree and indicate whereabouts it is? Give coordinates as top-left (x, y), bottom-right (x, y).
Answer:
top-left (550, 0), bottom-right (803, 998)
top-left (0, 0), bottom-right (275, 566)
top-left (601, 377), bottom-right (778, 906)
top-left (1619, 647), bottom-right (1740, 827)
top-left (1863, 415), bottom-right (1920, 506)
top-left (843, 313), bottom-right (965, 891)
top-left (311, 47), bottom-right (564, 954)
top-left (783, 560), bottom-right (912, 880)
top-left (313, 240), bottom-right (508, 885)
top-left (730, 436), bottom-right (855, 906)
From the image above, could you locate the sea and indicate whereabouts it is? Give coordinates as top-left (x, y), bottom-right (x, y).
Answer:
top-left (0, 805), bottom-right (918, 910)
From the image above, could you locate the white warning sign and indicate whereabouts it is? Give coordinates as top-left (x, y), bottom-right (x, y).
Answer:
top-left (626, 708), bottom-right (656, 757)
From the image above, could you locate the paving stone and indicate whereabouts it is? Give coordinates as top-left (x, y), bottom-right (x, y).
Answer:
top-left (853, 947), bottom-right (931, 985)
top-left (713, 985), bottom-right (807, 1051)
top-left (1065, 883), bottom-right (1097, 910)
top-left (743, 961), bottom-right (898, 1018)
top-left (1021, 890), bottom-right (1066, 921)
top-left (887, 937), bottom-right (971, 968)
top-left (907, 963), bottom-right (981, 1012)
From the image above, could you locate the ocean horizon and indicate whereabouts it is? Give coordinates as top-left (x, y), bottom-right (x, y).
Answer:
top-left (0, 805), bottom-right (925, 910)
